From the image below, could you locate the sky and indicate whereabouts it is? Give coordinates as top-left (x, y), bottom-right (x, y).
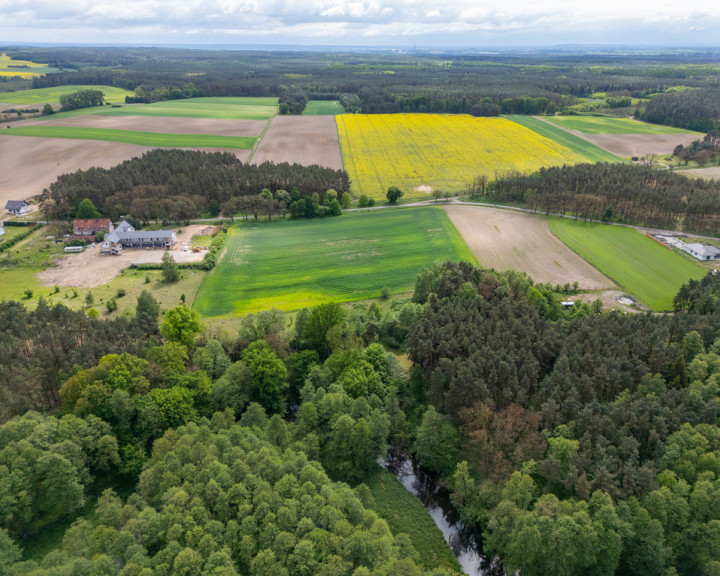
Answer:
top-left (1, 0), bottom-right (719, 47)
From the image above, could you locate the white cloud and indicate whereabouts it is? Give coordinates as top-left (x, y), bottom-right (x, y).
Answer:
top-left (0, 0), bottom-right (719, 45)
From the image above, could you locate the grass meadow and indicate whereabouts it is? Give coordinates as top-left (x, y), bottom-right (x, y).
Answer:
top-left (504, 115), bottom-right (622, 163)
top-left (545, 115), bottom-right (702, 135)
top-left (303, 100), bottom-right (346, 115)
top-left (1, 126), bottom-right (256, 149)
top-left (365, 468), bottom-right (462, 573)
top-left (194, 207), bottom-right (475, 317)
top-left (550, 219), bottom-right (705, 310)
top-left (337, 114), bottom-right (587, 200)
top-left (95, 97), bottom-right (278, 120)
top-left (0, 85), bottom-right (134, 104)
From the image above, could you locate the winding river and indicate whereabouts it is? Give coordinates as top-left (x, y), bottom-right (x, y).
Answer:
top-left (381, 451), bottom-right (505, 576)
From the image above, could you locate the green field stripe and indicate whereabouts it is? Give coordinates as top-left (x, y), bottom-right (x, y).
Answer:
top-left (544, 115), bottom-right (702, 135)
top-left (0, 126), bottom-right (256, 149)
top-left (550, 218), bottom-right (705, 310)
top-left (303, 100), bottom-right (346, 115)
top-left (504, 115), bottom-right (623, 163)
top-left (0, 85), bottom-right (133, 104)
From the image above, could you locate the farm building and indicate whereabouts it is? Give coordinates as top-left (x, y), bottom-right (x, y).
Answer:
top-left (5, 200), bottom-right (30, 215)
top-left (73, 218), bottom-right (114, 237)
top-left (101, 220), bottom-right (177, 255)
top-left (680, 242), bottom-right (720, 261)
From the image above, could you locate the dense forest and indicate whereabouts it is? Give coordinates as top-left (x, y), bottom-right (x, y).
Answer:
top-left (41, 150), bottom-right (349, 222)
top-left (485, 162), bottom-right (720, 234)
top-left (3, 46), bottom-right (720, 125)
top-left (2, 261), bottom-right (720, 574)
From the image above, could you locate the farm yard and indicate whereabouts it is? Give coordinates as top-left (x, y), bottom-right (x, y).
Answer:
top-left (540, 115), bottom-right (701, 158)
top-left (550, 218), bottom-right (706, 311)
top-left (337, 114), bottom-right (588, 200)
top-left (193, 207), bottom-right (475, 317)
top-left (250, 115), bottom-right (343, 169)
top-left (444, 205), bottom-right (612, 289)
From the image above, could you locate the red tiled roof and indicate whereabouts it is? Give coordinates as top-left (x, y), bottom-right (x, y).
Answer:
top-left (73, 218), bottom-right (112, 233)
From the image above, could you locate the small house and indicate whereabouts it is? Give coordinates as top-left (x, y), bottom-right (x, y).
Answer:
top-left (73, 218), bottom-right (114, 237)
top-left (5, 200), bottom-right (30, 216)
top-left (678, 241), bottom-right (720, 261)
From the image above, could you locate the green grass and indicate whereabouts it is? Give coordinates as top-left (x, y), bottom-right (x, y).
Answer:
top-left (550, 219), bottom-right (705, 310)
top-left (0, 126), bottom-right (255, 149)
top-left (545, 115), bottom-right (702, 135)
top-left (365, 468), bottom-right (462, 573)
top-left (92, 97), bottom-right (278, 120)
top-left (505, 115), bottom-right (623, 163)
top-left (0, 85), bottom-right (134, 104)
top-left (194, 207), bottom-right (475, 317)
top-left (303, 100), bottom-right (346, 115)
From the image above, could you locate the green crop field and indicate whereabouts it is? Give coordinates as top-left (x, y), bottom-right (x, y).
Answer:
top-left (365, 468), bottom-right (462, 573)
top-left (0, 126), bottom-right (255, 149)
top-left (93, 97), bottom-right (279, 120)
top-left (194, 207), bottom-right (475, 317)
top-left (550, 219), bottom-right (705, 310)
top-left (505, 115), bottom-right (622, 163)
top-left (303, 100), bottom-right (346, 115)
top-left (0, 85), bottom-right (134, 104)
top-left (545, 115), bottom-right (702, 135)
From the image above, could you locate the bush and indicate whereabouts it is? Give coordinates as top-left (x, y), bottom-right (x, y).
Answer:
top-left (106, 298), bottom-right (118, 313)
top-left (116, 288), bottom-right (126, 298)
top-left (22, 289), bottom-right (33, 299)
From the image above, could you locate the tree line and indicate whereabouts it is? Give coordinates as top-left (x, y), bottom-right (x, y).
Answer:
top-left (485, 162), bottom-right (720, 234)
top-left (41, 149), bottom-right (350, 222)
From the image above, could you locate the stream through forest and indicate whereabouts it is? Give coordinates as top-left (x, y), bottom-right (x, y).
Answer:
top-left (380, 451), bottom-right (504, 576)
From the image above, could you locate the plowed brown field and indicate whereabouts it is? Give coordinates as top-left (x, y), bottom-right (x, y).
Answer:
top-left (444, 204), bottom-right (613, 289)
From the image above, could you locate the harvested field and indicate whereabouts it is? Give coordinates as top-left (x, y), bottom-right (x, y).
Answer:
top-left (578, 133), bottom-right (699, 158)
top-left (0, 136), bottom-right (251, 204)
top-left (251, 115), bottom-right (342, 169)
top-left (444, 205), bottom-right (613, 289)
top-left (684, 166), bottom-right (720, 179)
top-left (37, 225), bottom-right (210, 288)
top-left (13, 115), bottom-right (267, 137)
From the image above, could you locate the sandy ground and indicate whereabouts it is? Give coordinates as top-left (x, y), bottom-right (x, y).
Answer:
top-left (0, 136), bottom-right (251, 207)
top-left (251, 115), bottom-right (342, 169)
top-left (37, 225), bottom-right (215, 288)
top-left (444, 204), bottom-right (613, 289)
top-left (579, 133), bottom-right (699, 158)
top-left (683, 166), bottom-right (720, 180)
top-left (10, 115), bottom-right (267, 137)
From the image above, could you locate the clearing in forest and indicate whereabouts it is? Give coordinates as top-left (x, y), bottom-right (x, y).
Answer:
top-left (193, 207), bottom-right (474, 317)
top-left (336, 114), bottom-right (588, 200)
top-left (303, 100), bottom-right (346, 115)
top-left (550, 218), bottom-right (705, 311)
top-left (251, 115), bottom-right (343, 169)
top-left (445, 205), bottom-right (612, 289)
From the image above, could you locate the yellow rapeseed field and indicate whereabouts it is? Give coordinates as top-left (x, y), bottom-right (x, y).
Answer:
top-left (337, 114), bottom-right (586, 199)
top-left (0, 54), bottom-right (49, 79)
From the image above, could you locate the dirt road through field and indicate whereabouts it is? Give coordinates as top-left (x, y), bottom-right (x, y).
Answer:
top-left (444, 204), bottom-right (613, 288)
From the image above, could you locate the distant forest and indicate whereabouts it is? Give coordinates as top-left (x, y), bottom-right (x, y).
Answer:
top-left (486, 163), bottom-right (720, 234)
top-left (3, 46), bottom-right (720, 126)
top-left (42, 150), bottom-right (350, 221)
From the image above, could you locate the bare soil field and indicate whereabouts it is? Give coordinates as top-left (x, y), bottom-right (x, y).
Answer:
top-left (0, 136), bottom-right (251, 206)
top-left (683, 166), bottom-right (720, 180)
top-left (444, 205), bottom-right (613, 289)
top-left (12, 115), bottom-right (267, 137)
top-left (251, 115), bottom-right (342, 169)
top-left (37, 225), bottom-right (212, 288)
top-left (578, 133), bottom-right (698, 158)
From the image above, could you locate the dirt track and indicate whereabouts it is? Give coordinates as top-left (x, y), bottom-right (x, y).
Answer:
top-left (251, 115), bottom-right (342, 169)
top-left (37, 225), bottom-right (212, 288)
top-left (12, 115), bottom-right (267, 137)
top-left (444, 204), bottom-right (613, 289)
